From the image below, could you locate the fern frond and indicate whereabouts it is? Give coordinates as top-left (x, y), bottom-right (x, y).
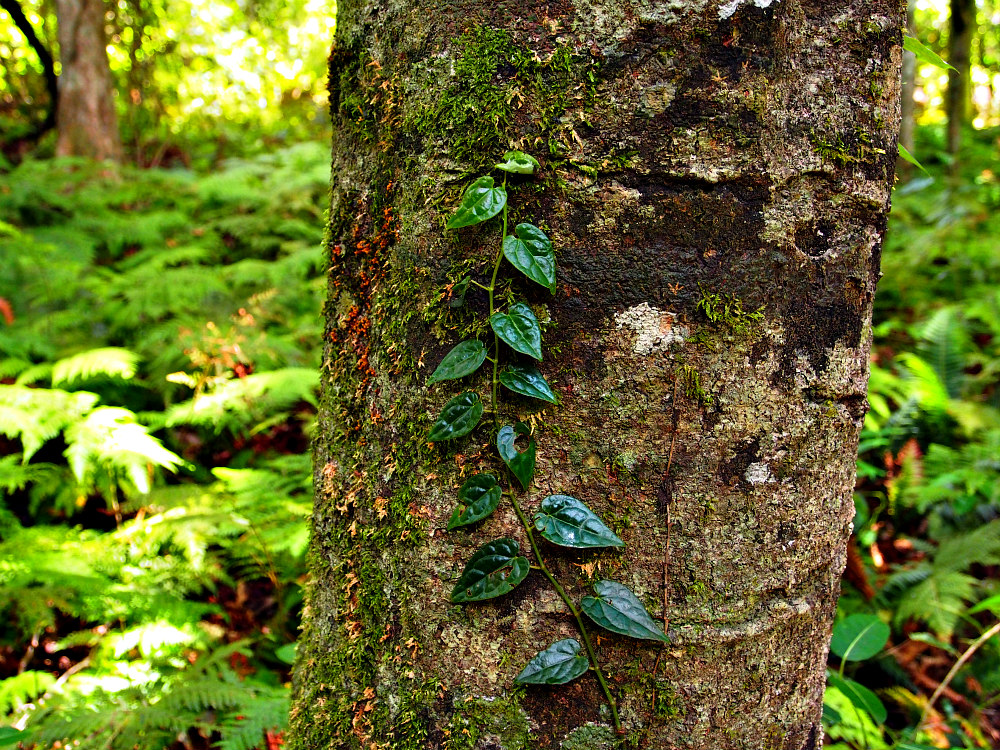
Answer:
top-left (0, 386), bottom-right (98, 460)
top-left (894, 570), bottom-right (978, 637)
top-left (64, 406), bottom-right (185, 496)
top-left (52, 347), bottom-right (140, 386)
top-left (917, 307), bottom-right (971, 399)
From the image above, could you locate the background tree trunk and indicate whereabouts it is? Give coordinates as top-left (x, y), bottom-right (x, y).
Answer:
top-left (898, 0), bottom-right (916, 178)
top-left (290, 2), bottom-right (904, 748)
top-left (946, 0), bottom-right (974, 158)
top-left (54, 0), bottom-right (122, 161)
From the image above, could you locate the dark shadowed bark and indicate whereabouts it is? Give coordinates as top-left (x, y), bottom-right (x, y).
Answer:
top-left (290, 1), bottom-right (904, 748)
top-left (946, 0), bottom-right (973, 158)
top-left (54, 0), bottom-right (122, 161)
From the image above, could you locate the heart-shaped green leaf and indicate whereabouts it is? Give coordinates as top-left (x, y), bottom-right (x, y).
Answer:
top-left (449, 277), bottom-right (471, 308)
top-left (826, 671), bottom-right (887, 724)
top-left (490, 303), bottom-right (542, 360)
top-left (448, 473), bottom-right (502, 530)
top-left (830, 614), bottom-right (890, 662)
top-left (495, 150), bottom-right (540, 174)
top-left (581, 580), bottom-right (669, 643)
top-left (428, 392), bottom-right (483, 442)
top-left (447, 176), bottom-right (507, 229)
top-left (451, 538), bottom-right (530, 603)
top-left (534, 495), bottom-right (624, 549)
top-left (427, 340), bottom-right (487, 385)
top-left (503, 224), bottom-right (555, 292)
top-left (497, 422), bottom-right (536, 490)
top-left (498, 365), bottom-right (558, 404)
top-left (515, 638), bottom-right (590, 685)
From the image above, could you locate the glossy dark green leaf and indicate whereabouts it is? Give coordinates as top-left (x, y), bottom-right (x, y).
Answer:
top-left (447, 176), bottom-right (507, 229)
top-left (503, 224), bottom-right (555, 292)
top-left (448, 473), bottom-right (502, 530)
top-left (495, 150), bottom-right (540, 174)
top-left (490, 302), bottom-right (542, 360)
top-left (581, 580), bottom-right (669, 643)
top-left (427, 340), bottom-right (487, 385)
top-left (514, 638), bottom-right (590, 685)
top-left (826, 671), bottom-right (887, 724)
top-left (534, 495), bottom-right (624, 549)
top-left (830, 614), bottom-right (890, 662)
top-left (451, 538), bottom-right (530, 603)
top-left (497, 422), bottom-right (536, 490)
top-left (498, 365), bottom-right (558, 404)
top-left (428, 392), bottom-right (483, 442)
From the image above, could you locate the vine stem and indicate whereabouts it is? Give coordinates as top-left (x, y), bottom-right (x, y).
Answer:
top-left (487, 177), bottom-right (508, 429)
top-left (509, 494), bottom-right (622, 732)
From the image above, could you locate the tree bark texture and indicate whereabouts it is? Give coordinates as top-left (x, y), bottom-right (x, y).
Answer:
top-left (54, 0), bottom-right (122, 161)
top-left (290, 2), bottom-right (904, 748)
top-left (946, 0), bottom-right (973, 156)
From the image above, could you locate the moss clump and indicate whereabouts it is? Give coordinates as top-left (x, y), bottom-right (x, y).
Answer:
top-left (444, 691), bottom-right (534, 750)
top-left (695, 284), bottom-right (764, 335)
top-left (561, 722), bottom-right (619, 749)
top-left (676, 364), bottom-right (712, 406)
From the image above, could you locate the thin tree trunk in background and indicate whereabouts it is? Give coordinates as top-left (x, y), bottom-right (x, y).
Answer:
top-left (947, 0), bottom-right (974, 158)
top-left (54, 0), bottom-right (122, 161)
top-left (290, 1), bottom-right (904, 747)
top-left (899, 0), bottom-right (917, 178)
top-left (0, 0), bottom-right (58, 138)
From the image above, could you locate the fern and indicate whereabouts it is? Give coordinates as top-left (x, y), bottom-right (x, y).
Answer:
top-left (0, 386), bottom-right (98, 460)
top-left (916, 307), bottom-right (971, 399)
top-left (64, 406), bottom-right (185, 497)
top-left (0, 672), bottom-right (56, 716)
top-left (51, 347), bottom-right (140, 387)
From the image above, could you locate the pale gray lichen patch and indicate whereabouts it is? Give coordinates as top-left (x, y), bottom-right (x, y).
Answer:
top-left (719, 0), bottom-right (779, 20)
top-left (744, 462), bottom-right (774, 485)
top-left (614, 303), bottom-right (688, 355)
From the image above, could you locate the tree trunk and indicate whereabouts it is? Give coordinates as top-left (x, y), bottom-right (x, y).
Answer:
top-left (290, 2), bottom-right (904, 748)
top-left (54, 0), bottom-right (122, 161)
top-left (946, 0), bottom-right (974, 157)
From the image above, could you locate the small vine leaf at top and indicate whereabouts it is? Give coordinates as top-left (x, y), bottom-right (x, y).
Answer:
top-left (503, 223), bottom-right (556, 293)
top-left (534, 495), bottom-right (624, 549)
top-left (581, 580), bottom-right (669, 642)
top-left (495, 151), bottom-right (540, 175)
top-left (447, 176), bottom-right (507, 229)
top-left (427, 340), bottom-right (488, 384)
top-left (490, 302), bottom-right (543, 360)
top-left (428, 392), bottom-right (483, 442)
top-left (498, 364), bottom-right (558, 404)
top-left (497, 422), bottom-right (536, 490)
top-left (447, 473), bottom-right (503, 530)
top-left (451, 538), bottom-right (530, 603)
top-left (515, 639), bottom-right (590, 685)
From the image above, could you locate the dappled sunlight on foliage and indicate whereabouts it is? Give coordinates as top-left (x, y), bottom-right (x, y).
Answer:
top-left (0, 143), bottom-right (327, 748)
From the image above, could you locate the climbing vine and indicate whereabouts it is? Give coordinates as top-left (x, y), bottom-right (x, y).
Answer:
top-left (426, 151), bottom-right (669, 732)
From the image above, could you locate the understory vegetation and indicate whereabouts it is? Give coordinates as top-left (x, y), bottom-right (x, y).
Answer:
top-left (826, 127), bottom-right (1000, 749)
top-left (0, 142), bottom-right (327, 749)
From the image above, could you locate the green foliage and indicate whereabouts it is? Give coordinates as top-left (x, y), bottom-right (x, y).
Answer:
top-left (0, 144), bottom-right (326, 749)
top-left (428, 154), bottom-right (667, 732)
top-left (832, 125), bottom-right (1000, 749)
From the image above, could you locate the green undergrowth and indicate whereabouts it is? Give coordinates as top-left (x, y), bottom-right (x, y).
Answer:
top-left (0, 142), bottom-right (328, 749)
top-left (828, 125), bottom-right (1000, 749)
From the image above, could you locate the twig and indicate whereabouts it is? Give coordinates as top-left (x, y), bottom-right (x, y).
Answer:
top-left (918, 620), bottom-right (1000, 731)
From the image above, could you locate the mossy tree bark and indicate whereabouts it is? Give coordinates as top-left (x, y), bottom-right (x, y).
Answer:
top-left (290, 2), bottom-right (904, 748)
